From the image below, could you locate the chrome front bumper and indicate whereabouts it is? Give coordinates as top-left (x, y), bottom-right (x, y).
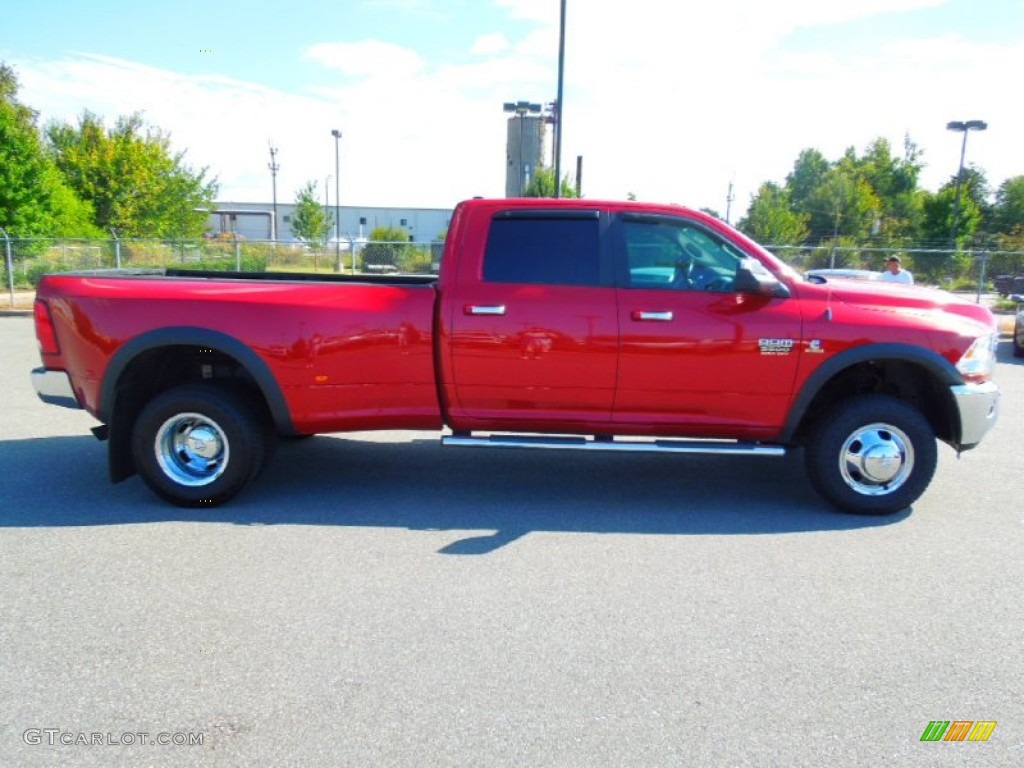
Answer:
top-left (951, 381), bottom-right (1000, 449)
top-left (31, 368), bottom-right (82, 409)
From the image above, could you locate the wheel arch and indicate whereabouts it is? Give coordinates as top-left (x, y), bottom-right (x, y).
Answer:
top-left (100, 327), bottom-right (294, 483)
top-left (781, 343), bottom-right (964, 447)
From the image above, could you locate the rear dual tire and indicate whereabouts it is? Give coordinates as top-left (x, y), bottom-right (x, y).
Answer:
top-left (132, 383), bottom-right (268, 507)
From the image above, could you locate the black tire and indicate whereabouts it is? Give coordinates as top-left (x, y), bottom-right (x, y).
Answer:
top-left (805, 395), bottom-right (937, 515)
top-left (1013, 319), bottom-right (1023, 358)
top-left (132, 383), bottom-right (268, 507)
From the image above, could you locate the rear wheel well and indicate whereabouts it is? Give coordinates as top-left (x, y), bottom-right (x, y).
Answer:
top-left (108, 345), bottom-right (274, 482)
top-left (794, 359), bottom-right (957, 446)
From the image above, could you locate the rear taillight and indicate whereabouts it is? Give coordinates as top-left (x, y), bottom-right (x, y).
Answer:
top-left (34, 299), bottom-right (61, 356)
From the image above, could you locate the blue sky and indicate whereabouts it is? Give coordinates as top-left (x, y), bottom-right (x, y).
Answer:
top-left (3, 0), bottom-right (1022, 217)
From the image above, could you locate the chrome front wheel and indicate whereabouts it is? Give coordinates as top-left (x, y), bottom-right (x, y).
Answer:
top-left (806, 395), bottom-right (937, 515)
top-left (838, 423), bottom-right (914, 496)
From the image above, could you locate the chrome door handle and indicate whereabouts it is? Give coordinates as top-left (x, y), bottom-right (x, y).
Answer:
top-left (631, 310), bottom-right (673, 321)
top-left (465, 305), bottom-right (507, 316)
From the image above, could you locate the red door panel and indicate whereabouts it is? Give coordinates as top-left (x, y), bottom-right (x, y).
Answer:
top-left (615, 290), bottom-right (803, 435)
top-left (612, 214), bottom-right (804, 437)
top-left (449, 282), bottom-right (618, 423)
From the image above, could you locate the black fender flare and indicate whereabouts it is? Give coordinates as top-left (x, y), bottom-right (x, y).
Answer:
top-left (778, 342), bottom-right (963, 444)
top-left (99, 326), bottom-right (295, 434)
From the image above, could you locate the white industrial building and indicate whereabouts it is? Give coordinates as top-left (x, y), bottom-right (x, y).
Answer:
top-left (207, 203), bottom-right (453, 244)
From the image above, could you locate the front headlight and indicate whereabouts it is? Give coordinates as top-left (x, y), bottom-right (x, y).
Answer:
top-left (956, 333), bottom-right (999, 380)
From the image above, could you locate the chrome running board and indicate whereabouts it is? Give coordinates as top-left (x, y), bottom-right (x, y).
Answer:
top-left (441, 433), bottom-right (786, 457)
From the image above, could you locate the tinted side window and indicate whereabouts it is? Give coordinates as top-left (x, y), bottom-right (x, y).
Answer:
top-left (483, 217), bottom-right (600, 286)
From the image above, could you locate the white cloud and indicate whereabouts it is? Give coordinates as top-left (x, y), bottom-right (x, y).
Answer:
top-left (8, 0), bottom-right (1022, 219)
top-left (516, 2), bottom-right (1022, 211)
top-left (14, 59), bottom-right (438, 210)
top-left (303, 40), bottom-right (425, 79)
top-left (494, 0), bottom-right (556, 23)
top-left (470, 33), bottom-right (511, 56)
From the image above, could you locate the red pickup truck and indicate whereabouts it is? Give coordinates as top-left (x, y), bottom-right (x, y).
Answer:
top-left (31, 198), bottom-right (1001, 514)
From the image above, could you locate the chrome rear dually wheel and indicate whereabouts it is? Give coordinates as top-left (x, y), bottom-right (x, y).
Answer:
top-left (132, 383), bottom-right (267, 507)
top-left (153, 412), bottom-right (230, 487)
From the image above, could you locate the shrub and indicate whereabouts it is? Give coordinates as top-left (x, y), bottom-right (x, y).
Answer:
top-left (396, 247), bottom-right (434, 274)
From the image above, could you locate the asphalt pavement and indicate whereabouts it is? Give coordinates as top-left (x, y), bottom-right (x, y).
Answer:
top-left (1, 315), bottom-right (1021, 767)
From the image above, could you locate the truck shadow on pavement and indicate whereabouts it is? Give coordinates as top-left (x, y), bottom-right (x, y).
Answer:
top-left (0, 434), bottom-right (910, 551)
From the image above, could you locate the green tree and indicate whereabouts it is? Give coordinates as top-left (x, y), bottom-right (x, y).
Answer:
top-left (956, 167), bottom-right (993, 241)
top-left (47, 111), bottom-right (217, 238)
top-left (991, 176), bottom-right (1024, 234)
top-left (803, 168), bottom-right (881, 244)
top-left (290, 180), bottom-right (331, 247)
top-left (737, 182), bottom-right (809, 245)
top-left (916, 186), bottom-right (979, 280)
top-left (994, 227), bottom-right (1024, 276)
top-left (851, 136), bottom-right (924, 245)
top-left (368, 225), bottom-right (410, 243)
top-left (524, 167), bottom-right (579, 198)
top-left (785, 148), bottom-right (830, 216)
top-left (778, 140), bottom-right (926, 247)
top-left (0, 63), bottom-right (98, 237)
top-left (920, 170), bottom-right (987, 250)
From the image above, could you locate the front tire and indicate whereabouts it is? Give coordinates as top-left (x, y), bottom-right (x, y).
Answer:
top-left (805, 395), bottom-right (937, 515)
top-left (132, 383), bottom-right (267, 507)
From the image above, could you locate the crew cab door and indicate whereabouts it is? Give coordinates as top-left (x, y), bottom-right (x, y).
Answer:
top-left (446, 210), bottom-right (618, 426)
top-left (612, 213), bottom-right (804, 435)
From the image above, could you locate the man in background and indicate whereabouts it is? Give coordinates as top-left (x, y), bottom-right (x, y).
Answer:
top-left (880, 255), bottom-right (914, 285)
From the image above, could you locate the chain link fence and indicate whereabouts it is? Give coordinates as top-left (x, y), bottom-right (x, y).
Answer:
top-left (768, 244), bottom-right (1021, 281)
top-left (763, 244), bottom-right (1024, 299)
top-left (4, 235), bottom-right (1024, 306)
top-left (2, 236), bottom-right (444, 297)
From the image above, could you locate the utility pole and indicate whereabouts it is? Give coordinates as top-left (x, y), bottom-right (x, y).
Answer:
top-left (1, 226), bottom-right (12, 308)
top-left (331, 129), bottom-right (342, 272)
top-left (268, 143), bottom-right (280, 241)
top-left (725, 181), bottom-right (735, 224)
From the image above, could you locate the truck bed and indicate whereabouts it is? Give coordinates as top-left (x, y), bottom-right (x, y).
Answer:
top-left (34, 269), bottom-right (443, 434)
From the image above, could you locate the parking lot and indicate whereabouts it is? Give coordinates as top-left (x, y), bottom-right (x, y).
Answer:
top-left (1, 314), bottom-right (1021, 767)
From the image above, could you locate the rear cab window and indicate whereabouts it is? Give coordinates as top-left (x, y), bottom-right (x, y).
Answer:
top-left (482, 212), bottom-right (607, 286)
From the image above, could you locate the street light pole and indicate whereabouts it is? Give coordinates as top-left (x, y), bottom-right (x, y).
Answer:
top-left (331, 129), bottom-right (342, 272)
top-left (946, 119), bottom-right (987, 250)
top-left (554, 0), bottom-right (566, 198)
